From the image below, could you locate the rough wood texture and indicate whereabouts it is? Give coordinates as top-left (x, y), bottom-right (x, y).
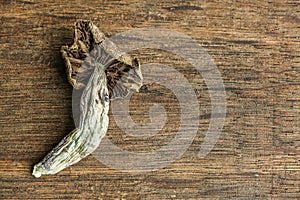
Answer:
top-left (0, 0), bottom-right (299, 199)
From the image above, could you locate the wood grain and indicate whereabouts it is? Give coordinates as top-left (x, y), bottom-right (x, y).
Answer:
top-left (0, 0), bottom-right (299, 199)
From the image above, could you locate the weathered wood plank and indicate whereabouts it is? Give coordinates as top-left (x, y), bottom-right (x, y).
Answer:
top-left (0, 0), bottom-right (299, 199)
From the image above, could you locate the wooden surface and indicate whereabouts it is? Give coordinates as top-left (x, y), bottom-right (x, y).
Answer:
top-left (1, 0), bottom-right (299, 199)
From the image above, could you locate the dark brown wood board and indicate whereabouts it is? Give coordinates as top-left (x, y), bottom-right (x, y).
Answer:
top-left (0, 0), bottom-right (299, 199)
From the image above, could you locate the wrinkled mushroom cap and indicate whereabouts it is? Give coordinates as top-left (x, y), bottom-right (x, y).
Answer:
top-left (61, 20), bottom-right (143, 99)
